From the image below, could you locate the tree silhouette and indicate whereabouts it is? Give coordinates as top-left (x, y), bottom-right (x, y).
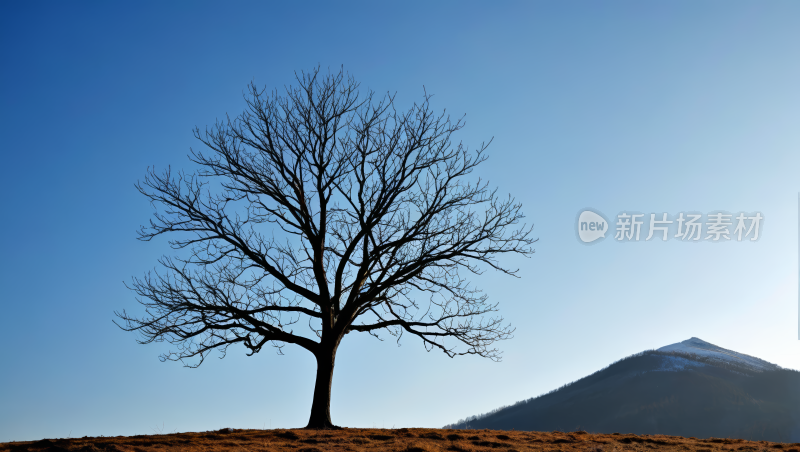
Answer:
top-left (115, 67), bottom-right (536, 429)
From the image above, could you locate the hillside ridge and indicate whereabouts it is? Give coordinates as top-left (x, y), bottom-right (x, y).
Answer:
top-left (443, 338), bottom-right (800, 442)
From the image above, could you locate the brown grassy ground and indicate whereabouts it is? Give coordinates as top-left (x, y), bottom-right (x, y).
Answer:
top-left (2, 428), bottom-right (799, 452)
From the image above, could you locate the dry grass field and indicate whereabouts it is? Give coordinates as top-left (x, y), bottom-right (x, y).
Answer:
top-left (3, 429), bottom-right (800, 452)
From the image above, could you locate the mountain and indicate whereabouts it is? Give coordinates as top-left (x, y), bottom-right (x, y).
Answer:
top-left (444, 338), bottom-right (800, 442)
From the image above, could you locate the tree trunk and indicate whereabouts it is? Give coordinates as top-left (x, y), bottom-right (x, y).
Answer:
top-left (305, 342), bottom-right (340, 429)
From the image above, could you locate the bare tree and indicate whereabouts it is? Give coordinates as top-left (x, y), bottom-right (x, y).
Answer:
top-left (115, 67), bottom-right (536, 429)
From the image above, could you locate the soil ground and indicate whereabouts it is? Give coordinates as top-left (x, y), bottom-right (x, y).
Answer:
top-left (2, 428), bottom-right (799, 452)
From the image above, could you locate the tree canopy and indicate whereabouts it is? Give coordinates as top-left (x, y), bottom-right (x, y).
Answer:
top-left (116, 67), bottom-right (536, 428)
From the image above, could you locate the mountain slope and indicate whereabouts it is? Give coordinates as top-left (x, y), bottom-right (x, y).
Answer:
top-left (444, 338), bottom-right (800, 442)
top-left (657, 337), bottom-right (780, 372)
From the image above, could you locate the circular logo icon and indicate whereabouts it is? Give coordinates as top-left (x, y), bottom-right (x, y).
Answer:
top-left (576, 209), bottom-right (608, 244)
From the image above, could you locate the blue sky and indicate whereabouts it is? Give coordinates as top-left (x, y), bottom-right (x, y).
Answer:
top-left (2, 0), bottom-right (800, 442)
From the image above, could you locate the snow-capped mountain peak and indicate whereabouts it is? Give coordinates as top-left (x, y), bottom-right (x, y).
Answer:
top-left (656, 337), bottom-right (779, 372)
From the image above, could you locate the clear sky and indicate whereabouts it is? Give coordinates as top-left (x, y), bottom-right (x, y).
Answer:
top-left (2, 0), bottom-right (800, 442)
